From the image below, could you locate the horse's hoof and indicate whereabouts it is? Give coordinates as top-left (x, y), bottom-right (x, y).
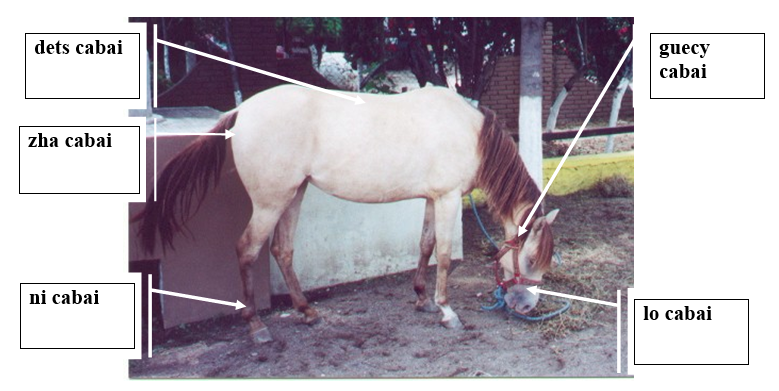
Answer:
top-left (304, 315), bottom-right (322, 326)
top-left (302, 307), bottom-right (321, 326)
top-left (415, 300), bottom-right (438, 313)
top-left (250, 327), bottom-right (273, 344)
top-left (441, 316), bottom-right (464, 330)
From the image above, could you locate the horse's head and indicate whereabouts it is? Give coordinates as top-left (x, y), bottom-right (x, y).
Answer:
top-left (499, 208), bottom-right (559, 314)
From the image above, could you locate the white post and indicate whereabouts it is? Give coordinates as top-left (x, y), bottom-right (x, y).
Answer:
top-left (519, 17), bottom-right (545, 188)
top-left (606, 76), bottom-right (631, 153)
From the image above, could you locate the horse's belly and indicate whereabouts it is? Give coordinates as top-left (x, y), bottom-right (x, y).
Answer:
top-left (308, 171), bottom-right (429, 203)
top-left (308, 142), bottom-right (477, 203)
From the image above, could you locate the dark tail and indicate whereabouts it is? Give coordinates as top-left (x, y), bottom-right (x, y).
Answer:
top-left (134, 111), bottom-right (239, 253)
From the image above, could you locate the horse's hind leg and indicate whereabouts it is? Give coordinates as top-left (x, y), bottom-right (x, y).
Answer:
top-left (237, 207), bottom-right (286, 344)
top-left (270, 182), bottom-right (320, 325)
top-left (413, 199), bottom-right (438, 313)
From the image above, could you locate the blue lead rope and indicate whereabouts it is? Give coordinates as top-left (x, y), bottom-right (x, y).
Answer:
top-left (468, 193), bottom-right (501, 251)
top-left (481, 287), bottom-right (571, 322)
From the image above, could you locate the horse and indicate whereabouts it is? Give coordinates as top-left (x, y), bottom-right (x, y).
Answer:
top-left (136, 84), bottom-right (559, 343)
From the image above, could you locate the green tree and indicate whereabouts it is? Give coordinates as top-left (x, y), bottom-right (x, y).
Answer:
top-left (277, 17), bottom-right (343, 66)
top-left (341, 17), bottom-right (520, 101)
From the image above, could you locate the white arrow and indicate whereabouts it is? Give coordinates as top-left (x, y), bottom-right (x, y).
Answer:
top-left (518, 40), bottom-right (634, 237)
top-left (159, 129), bottom-right (235, 140)
top-left (151, 287), bottom-right (245, 310)
top-left (157, 38), bottom-right (365, 106)
top-left (527, 286), bottom-right (617, 307)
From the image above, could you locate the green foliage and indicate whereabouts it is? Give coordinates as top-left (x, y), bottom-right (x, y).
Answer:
top-left (361, 71), bottom-right (396, 94)
top-left (341, 18), bottom-right (386, 65)
top-left (552, 17), bottom-right (633, 84)
top-left (157, 67), bottom-right (174, 92)
top-left (276, 17), bottom-right (343, 50)
top-left (192, 18), bottom-right (227, 42)
top-left (446, 18), bottom-right (522, 98)
top-left (341, 17), bottom-right (522, 99)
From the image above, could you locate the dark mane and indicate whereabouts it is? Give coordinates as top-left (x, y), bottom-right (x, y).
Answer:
top-left (532, 220), bottom-right (554, 272)
top-left (475, 107), bottom-right (553, 272)
top-left (475, 107), bottom-right (541, 223)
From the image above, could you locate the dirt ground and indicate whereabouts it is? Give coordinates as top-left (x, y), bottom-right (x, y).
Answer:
top-left (544, 133), bottom-right (634, 158)
top-left (129, 188), bottom-right (633, 378)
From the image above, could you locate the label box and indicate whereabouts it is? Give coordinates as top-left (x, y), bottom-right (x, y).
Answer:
top-left (20, 283), bottom-right (136, 349)
top-left (634, 299), bottom-right (748, 365)
top-left (19, 126), bottom-right (141, 194)
top-left (25, 33), bottom-right (141, 99)
top-left (650, 33), bottom-right (764, 99)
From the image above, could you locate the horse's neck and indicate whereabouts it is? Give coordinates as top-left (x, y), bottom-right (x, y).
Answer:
top-left (503, 204), bottom-right (533, 240)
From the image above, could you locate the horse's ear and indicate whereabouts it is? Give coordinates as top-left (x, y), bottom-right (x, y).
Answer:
top-left (544, 209), bottom-right (560, 225)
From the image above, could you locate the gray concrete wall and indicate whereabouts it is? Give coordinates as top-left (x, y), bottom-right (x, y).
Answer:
top-left (269, 186), bottom-right (463, 294)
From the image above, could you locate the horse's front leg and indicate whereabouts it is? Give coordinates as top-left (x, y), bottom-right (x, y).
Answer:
top-left (432, 191), bottom-right (463, 329)
top-left (413, 198), bottom-right (438, 313)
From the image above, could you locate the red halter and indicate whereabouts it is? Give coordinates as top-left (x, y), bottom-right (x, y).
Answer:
top-left (491, 236), bottom-right (543, 290)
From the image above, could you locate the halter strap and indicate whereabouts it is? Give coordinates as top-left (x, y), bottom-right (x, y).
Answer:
top-left (491, 236), bottom-right (543, 290)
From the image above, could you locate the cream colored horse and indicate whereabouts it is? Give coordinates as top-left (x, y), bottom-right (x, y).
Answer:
top-left (137, 84), bottom-right (558, 343)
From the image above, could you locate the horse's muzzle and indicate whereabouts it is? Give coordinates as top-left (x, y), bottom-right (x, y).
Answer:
top-left (504, 285), bottom-right (539, 314)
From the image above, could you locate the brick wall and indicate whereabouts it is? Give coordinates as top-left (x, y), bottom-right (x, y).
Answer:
top-left (481, 56), bottom-right (521, 132)
top-left (158, 18), bottom-right (335, 111)
top-left (481, 21), bottom-right (634, 132)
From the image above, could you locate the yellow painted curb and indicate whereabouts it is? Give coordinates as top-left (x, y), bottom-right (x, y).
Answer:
top-left (463, 151), bottom-right (634, 207)
top-left (543, 151), bottom-right (633, 196)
